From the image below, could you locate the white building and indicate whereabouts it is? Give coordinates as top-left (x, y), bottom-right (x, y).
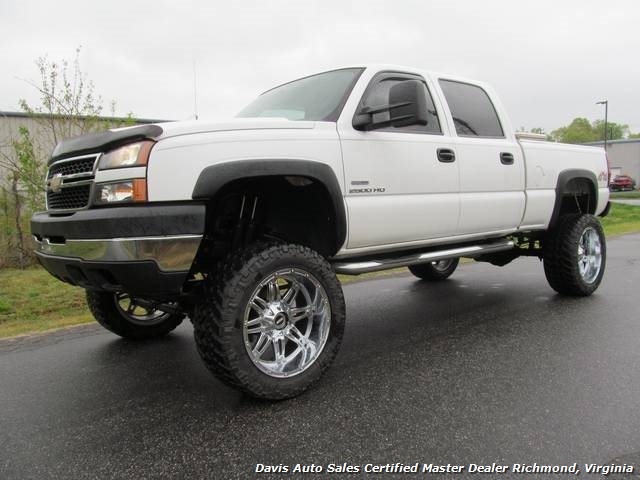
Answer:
top-left (0, 111), bottom-right (168, 172)
top-left (586, 139), bottom-right (640, 185)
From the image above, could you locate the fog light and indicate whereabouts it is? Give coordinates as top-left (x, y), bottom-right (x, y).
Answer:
top-left (96, 179), bottom-right (147, 204)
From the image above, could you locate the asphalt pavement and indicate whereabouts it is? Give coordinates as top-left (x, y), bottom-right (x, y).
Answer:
top-left (2, 234), bottom-right (640, 480)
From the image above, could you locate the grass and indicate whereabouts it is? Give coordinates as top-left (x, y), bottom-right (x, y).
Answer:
top-left (0, 266), bottom-right (408, 339)
top-left (600, 202), bottom-right (640, 236)
top-left (610, 191), bottom-right (640, 199)
top-left (0, 268), bottom-right (92, 338)
top-left (2, 203), bottom-right (639, 339)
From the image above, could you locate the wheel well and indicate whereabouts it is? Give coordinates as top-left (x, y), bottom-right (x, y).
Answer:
top-left (550, 176), bottom-right (597, 228)
top-left (198, 176), bottom-right (340, 262)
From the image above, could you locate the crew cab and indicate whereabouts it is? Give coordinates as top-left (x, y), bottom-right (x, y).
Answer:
top-left (31, 65), bottom-right (610, 399)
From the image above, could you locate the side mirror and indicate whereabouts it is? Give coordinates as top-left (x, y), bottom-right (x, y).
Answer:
top-left (353, 80), bottom-right (429, 131)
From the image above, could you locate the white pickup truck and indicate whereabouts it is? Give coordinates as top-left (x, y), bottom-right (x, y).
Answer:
top-left (32, 64), bottom-right (610, 399)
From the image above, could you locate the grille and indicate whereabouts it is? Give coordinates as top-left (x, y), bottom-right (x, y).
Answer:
top-left (46, 154), bottom-right (99, 211)
top-left (47, 157), bottom-right (96, 178)
top-left (46, 184), bottom-right (92, 210)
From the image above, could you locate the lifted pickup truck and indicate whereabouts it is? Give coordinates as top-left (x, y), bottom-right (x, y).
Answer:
top-left (32, 65), bottom-right (610, 399)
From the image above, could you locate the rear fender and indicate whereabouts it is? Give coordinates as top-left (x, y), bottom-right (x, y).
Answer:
top-left (548, 169), bottom-right (598, 228)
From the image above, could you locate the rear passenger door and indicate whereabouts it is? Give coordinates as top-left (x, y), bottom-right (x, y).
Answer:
top-left (437, 79), bottom-right (525, 235)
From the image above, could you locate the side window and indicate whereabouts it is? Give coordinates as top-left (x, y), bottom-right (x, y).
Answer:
top-left (360, 74), bottom-right (442, 134)
top-left (438, 80), bottom-right (504, 138)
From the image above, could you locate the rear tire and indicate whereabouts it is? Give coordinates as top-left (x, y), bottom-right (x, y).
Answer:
top-left (86, 291), bottom-right (184, 340)
top-left (543, 214), bottom-right (606, 296)
top-left (192, 242), bottom-right (345, 400)
top-left (409, 258), bottom-right (459, 281)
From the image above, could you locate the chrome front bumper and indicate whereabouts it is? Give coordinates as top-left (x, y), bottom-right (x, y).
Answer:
top-left (34, 235), bottom-right (203, 272)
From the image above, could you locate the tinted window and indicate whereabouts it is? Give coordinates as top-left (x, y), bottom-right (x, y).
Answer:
top-left (360, 74), bottom-right (441, 134)
top-left (237, 68), bottom-right (363, 122)
top-left (439, 80), bottom-right (504, 138)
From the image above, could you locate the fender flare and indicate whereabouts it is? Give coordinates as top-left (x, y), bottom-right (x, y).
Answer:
top-left (549, 169), bottom-right (598, 228)
top-left (192, 159), bottom-right (346, 253)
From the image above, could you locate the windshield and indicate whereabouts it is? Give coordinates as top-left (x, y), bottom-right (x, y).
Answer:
top-left (237, 68), bottom-right (363, 122)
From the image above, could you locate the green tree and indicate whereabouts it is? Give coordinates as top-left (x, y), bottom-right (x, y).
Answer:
top-left (628, 132), bottom-right (640, 139)
top-left (17, 46), bottom-right (123, 147)
top-left (592, 120), bottom-right (628, 142)
top-left (12, 127), bottom-right (44, 213)
top-left (550, 118), bottom-right (595, 144)
top-left (550, 118), bottom-right (629, 144)
top-left (0, 47), bottom-right (131, 267)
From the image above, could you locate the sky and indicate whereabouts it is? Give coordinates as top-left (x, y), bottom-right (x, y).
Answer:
top-left (1, 0), bottom-right (639, 134)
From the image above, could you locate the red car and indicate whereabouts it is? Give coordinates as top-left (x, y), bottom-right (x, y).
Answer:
top-left (610, 175), bottom-right (636, 191)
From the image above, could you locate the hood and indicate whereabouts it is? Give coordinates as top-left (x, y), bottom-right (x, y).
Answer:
top-left (50, 118), bottom-right (315, 164)
top-left (156, 117), bottom-right (316, 139)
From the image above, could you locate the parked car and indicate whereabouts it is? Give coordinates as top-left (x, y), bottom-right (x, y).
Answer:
top-left (31, 64), bottom-right (611, 399)
top-left (610, 175), bottom-right (636, 191)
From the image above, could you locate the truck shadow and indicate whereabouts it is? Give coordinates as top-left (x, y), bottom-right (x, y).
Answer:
top-left (27, 270), bottom-right (613, 475)
top-left (86, 270), bottom-right (596, 411)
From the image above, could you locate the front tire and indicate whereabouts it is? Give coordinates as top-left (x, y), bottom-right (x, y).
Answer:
top-left (86, 291), bottom-right (184, 339)
top-left (192, 243), bottom-right (345, 400)
top-left (409, 258), bottom-right (459, 281)
top-left (543, 214), bottom-right (606, 296)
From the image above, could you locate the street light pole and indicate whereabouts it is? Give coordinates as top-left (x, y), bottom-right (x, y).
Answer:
top-left (596, 100), bottom-right (608, 151)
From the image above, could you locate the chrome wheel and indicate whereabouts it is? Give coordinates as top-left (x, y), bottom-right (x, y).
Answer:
top-left (577, 227), bottom-right (602, 284)
top-left (114, 293), bottom-right (170, 326)
top-left (243, 268), bottom-right (331, 378)
top-left (431, 259), bottom-right (455, 272)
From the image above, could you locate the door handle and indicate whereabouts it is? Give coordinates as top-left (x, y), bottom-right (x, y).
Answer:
top-left (500, 152), bottom-right (514, 165)
top-left (437, 148), bottom-right (456, 163)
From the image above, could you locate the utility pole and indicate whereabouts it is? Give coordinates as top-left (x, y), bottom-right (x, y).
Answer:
top-left (596, 100), bottom-right (608, 150)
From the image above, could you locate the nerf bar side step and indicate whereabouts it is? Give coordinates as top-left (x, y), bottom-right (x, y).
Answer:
top-left (332, 239), bottom-right (515, 275)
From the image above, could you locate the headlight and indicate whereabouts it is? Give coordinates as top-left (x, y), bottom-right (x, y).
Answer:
top-left (95, 179), bottom-right (147, 204)
top-left (98, 140), bottom-right (154, 170)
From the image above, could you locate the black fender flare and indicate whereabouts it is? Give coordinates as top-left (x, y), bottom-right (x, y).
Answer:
top-left (549, 169), bottom-right (598, 228)
top-left (192, 159), bottom-right (346, 253)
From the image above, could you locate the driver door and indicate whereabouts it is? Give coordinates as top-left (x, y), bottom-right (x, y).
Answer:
top-left (337, 71), bottom-right (459, 250)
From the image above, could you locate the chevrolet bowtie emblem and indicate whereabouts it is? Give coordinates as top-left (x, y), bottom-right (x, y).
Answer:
top-left (49, 174), bottom-right (63, 193)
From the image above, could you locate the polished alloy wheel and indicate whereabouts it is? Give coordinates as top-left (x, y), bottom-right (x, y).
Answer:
top-left (114, 293), bottom-right (170, 326)
top-left (431, 259), bottom-right (455, 272)
top-left (577, 227), bottom-right (602, 284)
top-left (243, 268), bottom-right (331, 378)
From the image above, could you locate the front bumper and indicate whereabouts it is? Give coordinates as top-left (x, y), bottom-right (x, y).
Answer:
top-left (31, 203), bottom-right (205, 295)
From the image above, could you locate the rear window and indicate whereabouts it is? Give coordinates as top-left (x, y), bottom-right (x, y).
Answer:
top-left (439, 80), bottom-right (504, 138)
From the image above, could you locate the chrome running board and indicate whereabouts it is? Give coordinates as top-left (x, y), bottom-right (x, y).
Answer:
top-left (332, 239), bottom-right (514, 275)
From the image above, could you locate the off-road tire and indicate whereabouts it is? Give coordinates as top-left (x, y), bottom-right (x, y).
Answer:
top-left (191, 242), bottom-right (345, 400)
top-left (86, 290), bottom-right (184, 340)
top-left (543, 214), bottom-right (606, 296)
top-left (409, 258), bottom-right (460, 281)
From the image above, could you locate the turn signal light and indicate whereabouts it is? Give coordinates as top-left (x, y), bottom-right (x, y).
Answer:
top-left (95, 179), bottom-right (147, 204)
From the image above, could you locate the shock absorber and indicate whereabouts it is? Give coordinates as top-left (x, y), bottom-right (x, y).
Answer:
top-left (231, 195), bottom-right (246, 251)
top-left (244, 196), bottom-right (259, 246)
